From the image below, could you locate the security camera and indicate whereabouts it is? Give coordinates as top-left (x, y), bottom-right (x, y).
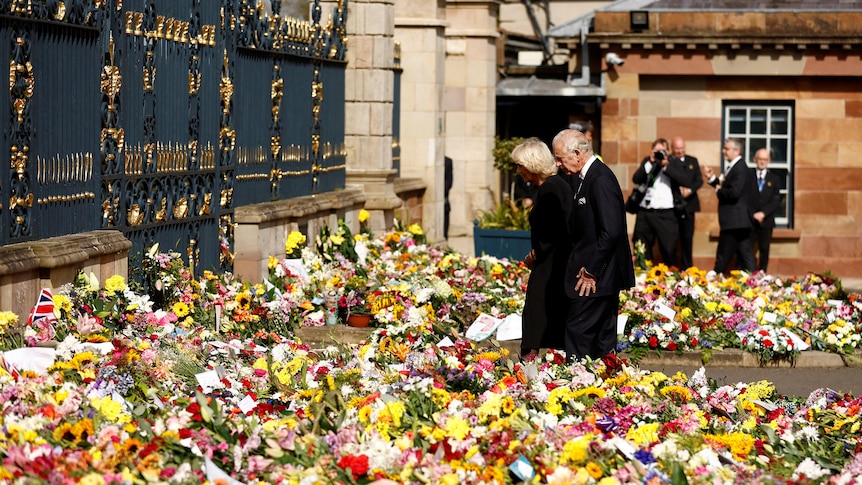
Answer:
top-left (605, 52), bottom-right (625, 66)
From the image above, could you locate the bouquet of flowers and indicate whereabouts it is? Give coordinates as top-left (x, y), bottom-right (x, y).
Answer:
top-left (740, 324), bottom-right (800, 365)
top-left (316, 219), bottom-right (358, 262)
top-left (284, 230), bottom-right (307, 259)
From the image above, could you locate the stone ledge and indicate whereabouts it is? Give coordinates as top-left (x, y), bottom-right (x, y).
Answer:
top-left (234, 189), bottom-right (366, 224)
top-left (294, 326), bottom-right (862, 368)
top-left (0, 230), bottom-right (131, 274)
top-left (708, 228), bottom-right (801, 241)
top-left (393, 177), bottom-right (427, 195)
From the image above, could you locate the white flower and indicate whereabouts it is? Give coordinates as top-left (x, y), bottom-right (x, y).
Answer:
top-left (796, 425), bottom-right (821, 443)
top-left (792, 458), bottom-right (829, 481)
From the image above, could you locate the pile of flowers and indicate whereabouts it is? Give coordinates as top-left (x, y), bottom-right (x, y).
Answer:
top-left (618, 263), bottom-right (862, 363)
top-left (1, 221), bottom-right (862, 483)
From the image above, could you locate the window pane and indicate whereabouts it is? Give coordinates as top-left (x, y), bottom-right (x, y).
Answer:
top-left (728, 109), bottom-right (747, 134)
top-left (769, 143), bottom-right (787, 163)
top-left (771, 110), bottom-right (789, 135)
top-left (772, 168), bottom-right (788, 190)
top-left (749, 138), bottom-right (767, 157)
top-left (750, 109), bottom-right (768, 134)
top-left (776, 199), bottom-right (787, 219)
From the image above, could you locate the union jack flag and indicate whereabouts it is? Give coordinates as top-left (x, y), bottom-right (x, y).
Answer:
top-left (27, 288), bottom-right (57, 327)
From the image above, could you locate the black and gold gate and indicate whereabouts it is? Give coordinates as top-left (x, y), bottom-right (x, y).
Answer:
top-left (1, 0), bottom-right (347, 274)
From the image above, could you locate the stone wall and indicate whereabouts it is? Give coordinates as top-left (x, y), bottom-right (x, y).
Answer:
top-left (0, 231), bottom-right (132, 319)
top-left (233, 188), bottom-right (367, 283)
top-left (601, 48), bottom-right (862, 278)
top-left (330, 0), bottom-right (404, 234)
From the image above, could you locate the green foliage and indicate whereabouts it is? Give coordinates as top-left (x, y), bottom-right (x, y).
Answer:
top-left (476, 198), bottom-right (531, 231)
top-left (492, 136), bottom-right (526, 173)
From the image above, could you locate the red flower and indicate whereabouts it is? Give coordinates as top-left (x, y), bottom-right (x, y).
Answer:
top-left (649, 336), bottom-right (658, 348)
top-left (666, 341), bottom-right (678, 351)
top-left (337, 454), bottom-right (369, 480)
top-left (763, 339), bottom-right (773, 348)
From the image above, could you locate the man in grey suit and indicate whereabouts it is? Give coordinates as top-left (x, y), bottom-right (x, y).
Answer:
top-left (553, 129), bottom-right (635, 361)
top-left (703, 138), bottom-right (755, 273)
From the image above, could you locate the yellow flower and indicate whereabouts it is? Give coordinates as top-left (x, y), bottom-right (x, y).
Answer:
top-left (90, 396), bottom-right (131, 424)
top-left (440, 473), bottom-right (459, 485)
top-left (443, 415), bottom-right (470, 440)
top-left (330, 234), bottom-right (345, 245)
top-left (561, 434), bottom-right (593, 464)
top-left (285, 231), bottom-right (307, 255)
top-left (358, 209), bottom-right (370, 223)
top-left (548, 387), bottom-right (574, 415)
top-left (268, 255), bottom-right (279, 270)
top-left (53, 295), bottom-right (72, 315)
top-left (626, 422), bottom-right (659, 447)
top-left (0, 311), bottom-right (18, 332)
top-left (77, 473), bottom-right (106, 485)
top-left (585, 461), bottom-right (604, 479)
top-left (408, 223), bottom-right (423, 235)
top-left (104, 275), bottom-right (127, 295)
top-left (704, 432), bottom-right (755, 458)
top-left (172, 301), bottom-right (190, 318)
top-left (660, 385), bottom-right (692, 403)
top-left (252, 357), bottom-right (268, 372)
top-left (236, 292), bottom-right (251, 310)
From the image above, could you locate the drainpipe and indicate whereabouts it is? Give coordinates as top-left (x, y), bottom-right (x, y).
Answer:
top-left (567, 22), bottom-right (590, 86)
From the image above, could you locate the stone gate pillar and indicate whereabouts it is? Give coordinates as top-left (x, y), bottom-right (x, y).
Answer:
top-left (329, 0), bottom-right (401, 233)
top-left (394, 1), bottom-right (447, 243)
top-left (442, 0), bottom-right (500, 255)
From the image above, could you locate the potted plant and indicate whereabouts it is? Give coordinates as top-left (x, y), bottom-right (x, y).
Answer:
top-left (340, 275), bottom-right (374, 327)
top-left (473, 137), bottom-right (533, 261)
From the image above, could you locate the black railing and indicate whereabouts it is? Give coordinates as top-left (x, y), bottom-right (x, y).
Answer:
top-left (0, 0), bottom-right (348, 275)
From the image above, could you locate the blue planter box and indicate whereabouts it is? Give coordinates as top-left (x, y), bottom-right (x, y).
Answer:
top-left (473, 222), bottom-right (531, 261)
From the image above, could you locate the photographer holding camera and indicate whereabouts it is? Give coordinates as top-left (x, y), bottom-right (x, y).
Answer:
top-left (631, 138), bottom-right (689, 269)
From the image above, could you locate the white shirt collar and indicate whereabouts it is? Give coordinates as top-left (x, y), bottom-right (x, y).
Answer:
top-left (726, 156), bottom-right (742, 171)
top-left (579, 156), bottom-right (598, 179)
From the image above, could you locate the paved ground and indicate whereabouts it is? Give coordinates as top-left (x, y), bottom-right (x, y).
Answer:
top-left (639, 363), bottom-right (862, 398)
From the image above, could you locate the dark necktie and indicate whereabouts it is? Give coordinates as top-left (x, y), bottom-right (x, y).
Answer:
top-left (758, 172), bottom-right (764, 192)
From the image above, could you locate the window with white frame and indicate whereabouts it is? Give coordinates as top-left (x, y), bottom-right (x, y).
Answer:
top-left (723, 102), bottom-right (793, 228)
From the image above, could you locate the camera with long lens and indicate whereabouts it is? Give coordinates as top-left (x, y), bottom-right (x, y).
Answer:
top-left (654, 149), bottom-right (668, 161)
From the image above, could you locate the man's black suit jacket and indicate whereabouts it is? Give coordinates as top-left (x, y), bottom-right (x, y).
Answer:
top-left (565, 160), bottom-right (635, 299)
top-left (750, 169), bottom-right (782, 229)
top-left (673, 155), bottom-right (703, 214)
top-left (710, 159), bottom-right (752, 231)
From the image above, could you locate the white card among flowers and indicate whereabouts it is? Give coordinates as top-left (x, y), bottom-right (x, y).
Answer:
top-left (465, 313), bottom-right (505, 342)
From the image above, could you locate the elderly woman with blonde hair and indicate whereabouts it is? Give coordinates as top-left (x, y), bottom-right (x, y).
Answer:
top-left (512, 137), bottom-right (573, 360)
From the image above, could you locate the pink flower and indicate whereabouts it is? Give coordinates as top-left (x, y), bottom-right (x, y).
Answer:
top-left (77, 314), bottom-right (106, 335)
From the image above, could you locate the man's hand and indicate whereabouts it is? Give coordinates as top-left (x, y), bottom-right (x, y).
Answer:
top-left (524, 250), bottom-right (536, 270)
top-left (753, 211), bottom-right (765, 224)
top-left (680, 186), bottom-right (691, 198)
top-left (574, 266), bottom-right (596, 296)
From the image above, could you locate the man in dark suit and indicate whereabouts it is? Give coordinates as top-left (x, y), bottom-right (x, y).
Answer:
top-left (631, 137), bottom-right (689, 269)
top-left (552, 129), bottom-right (635, 361)
top-left (750, 148), bottom-right (782, 272)
top-left (670, 136), bottom-right (703, 269)
top-left (703, 138), bottom-right (755, 273)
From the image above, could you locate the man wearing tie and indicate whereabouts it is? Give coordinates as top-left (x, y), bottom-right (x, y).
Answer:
top-left (703, 138), bottom-right (755, 274)
top-left (750, 148), bottom-right (782, 273)
top-left (553, 128), bottom-right (635, 361)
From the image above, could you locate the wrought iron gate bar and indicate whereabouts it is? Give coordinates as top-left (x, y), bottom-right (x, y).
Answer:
top-left (1, 0), bottom-right (348, 274)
